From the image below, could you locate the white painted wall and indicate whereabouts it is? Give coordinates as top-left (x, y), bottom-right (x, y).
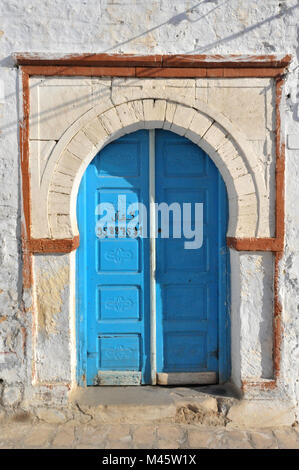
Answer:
top-left (0, 0), bottom-right (298, 419)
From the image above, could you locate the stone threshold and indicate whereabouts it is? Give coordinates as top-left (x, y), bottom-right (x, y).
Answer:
top-left (70, 384), bottom-right (238, 426)
top-left (0, 384), bottom-right (295, 429)
top-left (68, 384), bottom-right (295, 428)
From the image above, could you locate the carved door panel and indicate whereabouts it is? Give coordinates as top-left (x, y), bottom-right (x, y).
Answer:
top-left (77, 130), bottom-right (151, 385)
top-left (155, 130), bottom-right (228, 385)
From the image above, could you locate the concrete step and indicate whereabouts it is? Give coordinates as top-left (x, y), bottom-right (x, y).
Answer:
top-left (69, 384), bottom-right (295, 428)
top-left (70, 384), bottom-right (239, 426)
top-left (1, 384), bottom-right (294, 429)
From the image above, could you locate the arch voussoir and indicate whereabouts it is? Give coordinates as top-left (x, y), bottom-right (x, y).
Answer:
top-left (83, 117), bottom-right (110, 146)
top-left (42, 96), bottom-right (266, 240)
top-left (143, 99), bottom-right (167, 128)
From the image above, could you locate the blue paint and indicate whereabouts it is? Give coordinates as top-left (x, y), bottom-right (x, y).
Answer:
top-left (155, 130), bottom-right (229, 382)
top-left (77, 129), bottom-right (230, 386)
top-left (77, 130), bottom-right (151, 385)
top-left (98, 335), bottom-right (141, 370)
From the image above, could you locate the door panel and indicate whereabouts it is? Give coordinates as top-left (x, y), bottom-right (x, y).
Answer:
top-left (77, 129), bottom-right (229, 386)
top-left (155, 130), bottom-right (228, 380)
top-left (77, 130), bottom-right (151, 385)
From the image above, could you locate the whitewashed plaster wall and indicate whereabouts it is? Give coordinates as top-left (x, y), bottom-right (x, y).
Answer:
top-left (0, 0), bottom-right (298, 418)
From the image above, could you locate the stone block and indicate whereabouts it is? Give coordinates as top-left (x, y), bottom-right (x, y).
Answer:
top-left (52, 425), bottom-right (75, 448)
top-left (216, 137), bottom-right (241, 167)
top-left (163, 101), bottom-right (177, 130)
top-left (116, 101), bottom-right (144, 129)
top-left (273, 428), bottom-right (299, 449)
top-left (157, 424), bottom-right (183, 442)
top-left (30, 79), bottom-right (94, 140)
top-left (67, 131), bottom-right (95, 161)
top-left (99, 107), bottom-right (123, 135)
top-left (35, 408), bottom-right (67, 424)
top-left (227, 400), bottom-right (295, 428)
top-left (23, 424), bottom-right (55, 447)
top-left (221, 430), bottom-right (253, 449)
top-left (185, 112), bottom-right (213, 143)
top-left (171, 105), bottom-right (195, 136)
top-left (226, 156), bottom-right (248, 179)
top-left (203, 122), bottom-right (227, 150)
top-left (156, 439), bottom-right (180, 449)
top-left (132, 425), bottom-right (156, 447)
top-left (56, 149), bottom-right (82, 177)
top-left (188, 428), bottom-right (218, 448)
top-left (234, 173), bottom-right (255, 196)
top-left (196, 84), bottom-right (271, 140)
top-left (49, 214), bottom-right (73, 238)
top-left (49, 191), bottom-right (70, 214)
top-left (51, 171), bottom-right (74, 191)
top-left (249, 431), bottom-right (279, 449)
top-left (83, 117), bottom-right (109, 146)
top-left (143, 99), bottom-right (166, 128)
top-left (106, 424), bottom-right (132, 444)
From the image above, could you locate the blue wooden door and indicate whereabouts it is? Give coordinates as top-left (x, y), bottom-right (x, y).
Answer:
top-left (155, 130), bottom-right (229, 383)
top-left (77, 129), bottom-right (229, 386)
top-left (77, 130), bottom-right (151, 385)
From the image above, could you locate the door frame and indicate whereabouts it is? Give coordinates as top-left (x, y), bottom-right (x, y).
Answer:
top-left (76, 129), bottom-right (231, 386)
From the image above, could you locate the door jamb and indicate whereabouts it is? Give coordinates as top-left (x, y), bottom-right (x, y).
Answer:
top-left (149, 129), bottom-right (157, 385)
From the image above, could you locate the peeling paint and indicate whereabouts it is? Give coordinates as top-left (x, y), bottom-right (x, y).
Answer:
top-left (36, 264), bottom-right (69, 335)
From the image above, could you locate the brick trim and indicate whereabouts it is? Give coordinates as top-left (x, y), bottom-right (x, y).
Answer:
top-left (27, 236), bottom-right (80, 253)
top-left (226, 237), bottom-right (283, 252)
top-left (19, 65), bottom-right (286, 78)
top-left (15, 53), bottom-right (291, 68)
top-left (19, 54), bottom-right (288, 391)
top-left (15, 54), bottom-right (290, 78)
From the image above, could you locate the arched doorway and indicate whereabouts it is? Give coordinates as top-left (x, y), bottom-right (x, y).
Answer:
top-left (76, 129), bottom-right (230, 386)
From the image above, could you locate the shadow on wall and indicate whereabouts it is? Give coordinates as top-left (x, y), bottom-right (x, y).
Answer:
top-left (288, 26), bottom-right (299, 123)
top-left (260, 253), bottom-right (275, 379)
top-left (0, 1), bottom-right (299, 137)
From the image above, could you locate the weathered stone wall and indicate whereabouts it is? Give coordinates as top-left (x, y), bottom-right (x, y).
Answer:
top-left (0, 0), bottom-right (298, 421)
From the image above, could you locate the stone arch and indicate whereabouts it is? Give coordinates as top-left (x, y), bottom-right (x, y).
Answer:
top-left (40, 97), bottom-right (267, 239)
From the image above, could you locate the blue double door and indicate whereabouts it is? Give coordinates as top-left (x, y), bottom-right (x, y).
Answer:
top-left (77, 129), bottom-right (229, 386)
